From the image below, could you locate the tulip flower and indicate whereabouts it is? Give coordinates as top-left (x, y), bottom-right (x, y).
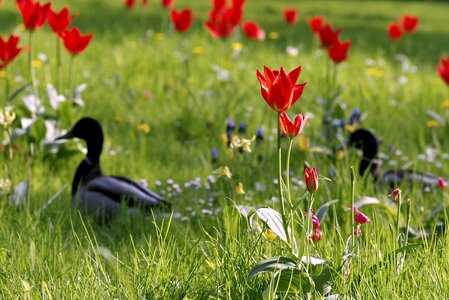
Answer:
top-left (438, 177), bottom-right (448, 190)
top-left (162, 0), bottom-right (174, 8)
top-left (308, 16), bottom-right (325, 34)
top-left (388, 23), bottom-right (402, 41)
top-left (242, 21), bottom-right (265, 41)
top-left (256, 66), bottom-right (307, 112)
top-left (170, 9), bottom-right (194, 32)
top-left (0, 35), bottom-right (22, 70)
top-left (62, 27), bottom-right (93, 55)
top-left (318, 24), bottom-right (342, 48)
top-left (48, 7), bottom-right (76, 38)
top-left (309, 228), bottom-right (322, 242)
top-left (304, 166), bottom-right (318, 193)
top-left (283, 8), bottom-right (298, 25)
top-left (387, 188), bottom-right (401, 202)
top-left (437, 56), bottom-right (449, 85)
top-left (16, 0), bottom-right (50, 31)
top-left (353, 207), bottom-right (370, 224)
top-left (125, 0), bottom-right (148, 8)
top-left (328, 39), bottom-right (351, 63)
top-left (401, 15), bottom-right (418, 33)
top-left (279, 112), bottom-right (308, 138)
top-left (205, 0), bottom-right (244, 38)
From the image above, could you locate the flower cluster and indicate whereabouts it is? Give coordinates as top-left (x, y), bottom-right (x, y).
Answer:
top-left (388, 15), bottom-right (419, 41)
top-left (205, 0), bottom-right (245, 39)
top-left (305, 210), bottom-right (322, 242)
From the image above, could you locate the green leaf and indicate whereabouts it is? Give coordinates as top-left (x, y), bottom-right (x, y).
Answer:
top-left (247, 256), bottom-right (298, 281)
top-left (262, 268), bottom-right (312, 299)
top-left (315, 200), bottom-right (338, 223)
top-left (255, 207), bottom-right (288, 244)
top-left (354, 196), bottom-right (396, 216)
top-left (7, 83), bottom-right (29, 102)
top-left (27, 119), bottom-right (47, 144)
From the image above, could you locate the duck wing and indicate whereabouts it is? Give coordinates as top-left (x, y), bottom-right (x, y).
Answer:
top-left (85, 176), bottom-right (171, 211)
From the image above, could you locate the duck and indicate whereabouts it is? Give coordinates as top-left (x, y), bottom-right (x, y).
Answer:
top-left (56, 117), bottom-right (171, 219)
top-left (349, 128), bottom-right (445, 189)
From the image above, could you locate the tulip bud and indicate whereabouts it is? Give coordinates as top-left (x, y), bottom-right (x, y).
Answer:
top-left (304, 166), bottom-right (319, 193)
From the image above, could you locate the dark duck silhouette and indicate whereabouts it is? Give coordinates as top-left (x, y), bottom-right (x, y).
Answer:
top-left (349, 128), bottom-right (446, 189)
top-left (56, 117), bottom-right (170, 218)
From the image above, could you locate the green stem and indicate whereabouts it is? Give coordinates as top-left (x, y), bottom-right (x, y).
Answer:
top-left (395, 192), bottom-right (402, 242)
top-left (56, 36), bottom-right (61, 93)
top-left (4, 70), bottom-right (9, 103)
top-left (404, 198), bottom-right (411, 247)
top-left (286, 138), bottom-right (293, 205)
top-left (68, 55), bottom-right (75, 105)
top-left (350, 166), bottom-right (355, 249)
top-left (28, 31), bottom-right (37, 96)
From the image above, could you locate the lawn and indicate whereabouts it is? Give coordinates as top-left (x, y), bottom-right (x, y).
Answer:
top-left (1, 0), bottom-right (449, 298)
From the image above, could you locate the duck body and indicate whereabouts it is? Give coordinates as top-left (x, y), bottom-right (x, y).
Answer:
top-left (349, 129), bottom-right (444, 189)
top-left (57, 117), bottom-right (170, 219)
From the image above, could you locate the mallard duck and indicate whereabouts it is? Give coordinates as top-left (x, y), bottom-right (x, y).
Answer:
top-left (56, 117), bottom-right (170, 219)
top-left (349, 128), bottom-right (445, 189)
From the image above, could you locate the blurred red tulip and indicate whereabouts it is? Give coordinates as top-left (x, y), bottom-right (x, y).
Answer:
top-left (16, 0), bottom-right (51, 31)
top-left (242, 21), bottom-right (265, 41)
top-left (353, 207), bottom-right (370, 224)
top-left (308, 16), bottom-right (325, 34)
top-left (0, 35), bottom-right (22, 70)
top-left (304, 166), bottom-right (318, 193)
top-left (256, 66), bottom-right (307, 112)
top-left (48, 7), bottom-right (76, 38)
top-left (438, 177), bottom-right (448, 189)
top-left (438, 56), bottom-right (449, 85)
top-left (162, 0), bottom-right (174, 8)
top-left (125, 0), bottom-right (148, 8)
top-left (328, 39), bottom-right (351, 63)
top-left (170, 9), bottom-right (194, 32)
top-left (205, 0), bottom-right (244, 38)
top-left (62, 27), bottom-right (93, 56)
top-left (388, 23), bottom-right (402, 41)
top-left (279, 112), bottom-right (308, 138)
top-left (401, 15), bottom-right (418, 33)
top-left (318, 24), bottom-right (342, 48)
top-left (283, 8), bottom-right (298, 25)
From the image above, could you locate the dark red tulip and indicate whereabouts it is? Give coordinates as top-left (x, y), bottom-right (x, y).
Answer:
top-left (48, 7), bottom-right (76, 38)
top-left (304, 166), bottom-right (318, 193)
top-left (328, 39), bottom-right (351, 63)
top-left (283, 8), bottom-right (298, 25)
top-left (388, 23), bottom-right (402, 41)
top-left (318, 24), bottom-right (342, 48)
top-left (401, 15), bottom-right (418, 33)
top-left (0, 35), bottom-right (22, 70)
top-left (62, 27), bottom-right (93, 56)
top-left (205, 0), bottom-right (244, 38)
top-left (242, 21), bottom-right (265, 41)
top-left (256, 66), bottom-right (307, 112)
top-left (437, 56), bottom-right (449, 85)
top-left (170, 9), bottom-right (194, 32)
top-left (279, 112), bottom-right (308, 138)
top-left (162, 0), bottom-right (174, 8)
top-left (16, 0), bottom-right (51, 31)
top-left (308, 16), bottom-right (325, 34)
top-left (125, 0), bottom-right (148, 8)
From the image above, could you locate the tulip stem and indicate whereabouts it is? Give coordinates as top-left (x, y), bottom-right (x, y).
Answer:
top-left (68, 55), bottom-right (75, 105)
top-left (350, 165), bottom-right (355, 250)
top-left (28, 31), bottom-right (37, 97)
top-left (4, 70), bottom-right (9, 103)
top-left (56, 36), bottom-right (62, 93)
top-left (395, 191), bottom-right (402, 242)
top-left (286, 138), bottom-right (293, 206)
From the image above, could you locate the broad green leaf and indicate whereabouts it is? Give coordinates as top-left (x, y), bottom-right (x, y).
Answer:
top-left (27, 119), bottom-right (47, 144)
top-left (262, 268), bottom-right (312, 299)
top-left (315, 200), bottom-right (338, 223)
top-left (255, 207), bottom-right (288, 244)
top-left (247, 256), bottom-right (298, 281)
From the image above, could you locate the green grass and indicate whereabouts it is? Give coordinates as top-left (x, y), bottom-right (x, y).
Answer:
top-left (1, 0), bottom-right (449, 298)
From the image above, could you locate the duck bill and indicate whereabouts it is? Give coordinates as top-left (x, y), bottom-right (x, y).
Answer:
top-left (55, 131), bottom-right (74, 141)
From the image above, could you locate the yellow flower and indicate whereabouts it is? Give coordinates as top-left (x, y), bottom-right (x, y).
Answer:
top-left (213, 166), bottom-right (232, 179)
top-left (345, 123), bottom-right (359, 133)
top-left (268, 32), bottom-right (280, 40)
top-left (442, 99), bottom-right (449, 109)
top-left (0, 71), bottom-right (7, 79)
top-left (17, 24), bottom-right (25, 31)
top-left (231, 42), bottom-right (243, 51)
top-left (337, 149), bottom-right (345, 160)
top-left (0, 178), bottom-right (12, 193)
top-left (426, 120), bottom-right (439, 129)
top-left (154, 33), bottom-right (164, 41)
top-left (221, 132), bottom-right (229, 146)
top-left (296, 136), bottom-right (310, 151)
top-left (264, 230), bottom-right (276, 242)
top-left (366, 67), bottom-right (385, 78)
top-left (230, 135), bottom-right (255, 153)
top-left (137, 122), bottom-right (151, 134)
top-left (235, 181), bottom-right (245, 194)
top-left (114, 116), bottom-right (122, 124)
top-left (192, 46), bottom-right (204, 55)
top-left (0, 110), bottom-right (16, 127)
top-left (32, 59), bottom-right (43, 68)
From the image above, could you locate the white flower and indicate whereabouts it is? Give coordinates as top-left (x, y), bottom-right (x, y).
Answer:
top-left (211, 65), bottom-right (231, 82)
top-left (47, 84), bottom-right (66, 110)
top-left (286, 46), bottom-right (299, 57)
top-left (23, 94), bottom-right (44, 115)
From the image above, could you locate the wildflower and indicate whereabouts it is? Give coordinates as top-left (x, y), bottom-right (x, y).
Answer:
top-left (256, 65), bottom-right (307, 112)
top-left (238, 122), bottom-right (246, 133)
top-left (437, 56), bottom-right (449, 85)
top-left (0, 178), bottom-right (12, 193)
top-left (264, 230), bottom-right (276, 242)
top-left (213, 166), bottom-right (232, 179)
top-left (0, 35), bottom-right (22, 70)
top-left (255, 127), bottom-right (264, 141)
top-left (226, 117), bottom-right (236, 131)
top-left (354, 227), bottom-right (362, 236)
top-left (268, 32), bottom-right (280, 40)
top-left (230, 135), bottom-right (255, 152)
top-left (242, 21), bottom-right (265, 41)
top-left (388, 23), bottom-right (402, 41)
top-left (170, 8), bottom-right (194, 33)
top-left (366, 67), bottom-right (385, 78)
top-left (235, 181), bottom-right (245, 194)
top-left (16, 0), bottom-right (50, 31)
top-left (296, 136), bottom-right (310, 151)
top-left (438, 177), bottom-right (448, 190)
top-left (192, 46), bottom-right (204, 55)
top-left (353, 207), bottom-right (370, 224)
top-left (348, 108), bottom-right (361, 125)
top-left (283, 8), bottom-right (298, 25)
top-left (400, 15), bottom-right (418, 33)
top-left (387, 188), bottom-right (401, 202)
top-left (286, 46), bottom-right (299, 57)
top-left (0, 109), bottom-right (16, 127)
top-left (328, 39), bottom-right (351, 63)
top-left (308, 16), bottom-right (325, 34)
top-left (304, 166), bottom-right (318, 193)
top-left (309, 228), bottom-right (322, 242)
top-left (442, 100), bottom-right (449, 109)
top-left (426, 120), bottom-right (439, 128)
top-left (62, 27), bottom-right (93, 56)
top-left (136, 122), bottom-right (151, 134)
top-left (211, 147), bottom-right (218, 163)
top-left (279, 111), bottom-right (308, 138)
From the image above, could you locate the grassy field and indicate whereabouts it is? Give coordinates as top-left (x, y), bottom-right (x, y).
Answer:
top-left (1, 0), bottom-right (449, 298)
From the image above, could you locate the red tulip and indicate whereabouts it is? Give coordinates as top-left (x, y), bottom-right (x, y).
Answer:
top-left (162, 0), bottom-right (174, 8)
top-left (62, 27), bottom-right (93, 56)
top-left (0, 35), bottom-right (22, 70)
top-left (328, 39), bottom-right (351, 63)
top-left (308, 16), bottom-right (325, 34)
top-left (437, 56), bottom-right (449, 85)
top-left (318, 24), bottom-right (342, 48)
top-left (304, 166), bottom-right (318, 193)
top-left (388, 23), bottom-right (402, 41)
top-left (16, 0), bottom-right (51, 31)
top-left (256, 66), bottom-right (307, 112)
top-left (401, 15), bottom-right (418, 33)
top-left (353, 207), bottom-right (370, 224)
top-left (283, 8), bottom-right (298, 25)
top-left (279, 112), bottom-right (308, 138)
top-left (438, 177), bottom-right (448, 190)
top-left (170, 9), bottom-right (194, 32)
top-left (125, 0), bottom-right (148, 8)
top-left (242, 21), bottom-right (265, 41)
top-left (205, 0), bottom-right (243, 38)
top-left (48, 7), bottom-right (76, 38)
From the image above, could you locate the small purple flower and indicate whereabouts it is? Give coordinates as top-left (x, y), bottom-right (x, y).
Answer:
top-left (226, 117), bottom-right (236, 132)
top-left (238, 122), bottom-right (247, 133)
top-left (256, 127), bottom-right (264, 141)
top-left (349, 108), bottom-right (361, 125)
top-left (211, 147), bottom-right (218, 163)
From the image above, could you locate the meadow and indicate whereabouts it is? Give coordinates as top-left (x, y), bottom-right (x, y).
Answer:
top-left (1, 0), bottom-right (449, 298)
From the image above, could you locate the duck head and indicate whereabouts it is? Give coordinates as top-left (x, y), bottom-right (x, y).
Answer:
top-left (56, 117), bottom-right (104, 163)
top-left (349, 129), bottom-right (381, 178)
